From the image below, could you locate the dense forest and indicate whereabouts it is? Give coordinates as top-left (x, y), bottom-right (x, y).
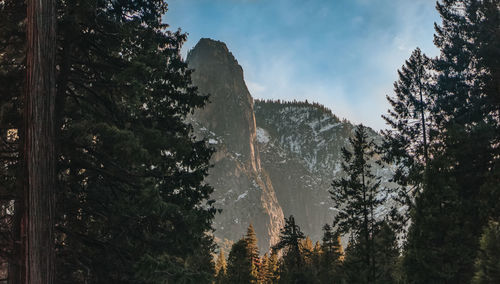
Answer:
top-left (254, 99), bottom-right (342, 122)
top-left (0, 0), bottom-right (499, 283)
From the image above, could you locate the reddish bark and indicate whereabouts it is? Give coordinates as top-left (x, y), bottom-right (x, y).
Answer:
top-left (24, 0), bottom-right (57, 282)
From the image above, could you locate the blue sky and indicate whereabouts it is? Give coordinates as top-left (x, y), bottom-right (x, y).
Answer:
top-left (164, 0), bottom-right (440, 130)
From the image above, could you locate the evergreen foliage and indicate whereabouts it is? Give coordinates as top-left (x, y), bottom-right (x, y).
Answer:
top-left (342, 221), bottom-right (399, 284)
top-left (272, 215), bottom-right (307, 283)
top-left (1, 0), bottom-right (499, 282)
top-left (226, 224), bottom-right (260, 283)
top-left (381, 48), bottom-right (434, 221)
top-left (215, 249), bottom-right (228, 284)
top-left (330, 124), bottom-right (385, 282)
top-left (245, 224), bottom-right (261, 282)
top-left (0, 1), bottom-right (25, 278)
top-left (398, 1), bottom-right (500, 282)
top-left (227, 239), bottom-right (252, 283)
top-left (318, 224), bottom-right (343, 284)
top-left (373, 222), bottom-right (399, 283)
top-left (265, 250), bottom-right (281, 283)
top-left (472, 220), bottom-right (500, 284)
top-left (1, 0), bottom-right (217, 282)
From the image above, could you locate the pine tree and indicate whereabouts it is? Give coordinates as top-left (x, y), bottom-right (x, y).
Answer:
top-left (381, 48), bottom-right (434, 220)
top-left (301, 236), bottom-right (314, 266)
top-left (300, 236), bottom-right (318, 282)
top-left (227, 239), bottom-right (253, 283)
top-left (272, 215), bottom-right (307, 283)
top-left (245, 224), bottom-right (260, 282)
top-left (1, 0), bottom-right (217, 282)
top-left (312, 241), bottom-right (322, 270)
top-left (373, 222), bottom-right (399, 284)
top-left (225, 225), bottom-right (262, 284)
top-left (215, 249), bottom-right (228, 284)
top-left (472, 220), bottom-right (500, 284)
top-left (318, 224), bottom-right (343, 284)
top-left (474, 0), bottom-right (500, 223)
top-left (330, 124), bottom-right (385, 283)
top-left (343, 222), bottom-right (399, 284)
top-left (403, 1), bottom-right (499, 282)
top-left (265, 250), bottom-right (280, 283)
top-left (342, 235), bottom-right (368, 283)
top-left (259, 253), bottom-right (270, 283)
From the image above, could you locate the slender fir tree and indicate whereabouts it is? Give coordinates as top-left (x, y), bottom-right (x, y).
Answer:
top-left (318, 224), bottom-right (343, 284)
top-left (382, 48), bottom-right (434, 221)
top-left (272, 215), bottom-right (306, 283)
top-left (330, 124), bottom-right (385, 283)
top-left (373, 222), bottom-right (399, 284)
top-left (245, 224), bottom-right (261, 282)
top-left (227, 239), bottom-right (253, 283)
top-left (215, 249), bottom-right (228, 284)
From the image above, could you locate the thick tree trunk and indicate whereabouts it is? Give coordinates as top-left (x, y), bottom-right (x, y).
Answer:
top-left (24, 0), bottom-right (57, 283)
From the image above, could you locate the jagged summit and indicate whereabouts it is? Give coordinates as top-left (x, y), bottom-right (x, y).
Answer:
top-left (187, 38), bottom-right (244, 81)
top-left (187, 38), bottom-right (255, 165)
top-left (187, 38), bottom-right (284, 252)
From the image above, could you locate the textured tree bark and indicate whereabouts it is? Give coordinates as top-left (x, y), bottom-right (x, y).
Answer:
top-left (24, 0), bottom-right (57, 283)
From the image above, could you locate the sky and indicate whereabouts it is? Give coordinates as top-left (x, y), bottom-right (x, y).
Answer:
top-left (164, 0), bottom-right (441, 131)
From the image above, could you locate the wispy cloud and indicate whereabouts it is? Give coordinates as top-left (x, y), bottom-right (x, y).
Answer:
top-left (167, 0), bottom-right (440, 131)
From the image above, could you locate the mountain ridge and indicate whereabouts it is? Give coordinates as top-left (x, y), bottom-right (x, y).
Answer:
top-left (187, 38), bottom-right (393, 250)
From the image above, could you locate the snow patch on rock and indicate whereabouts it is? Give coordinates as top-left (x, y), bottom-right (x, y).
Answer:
top-left (256, 127), bottom-right (270, 144)
top-left (236, 191), bottom-right (248, 201)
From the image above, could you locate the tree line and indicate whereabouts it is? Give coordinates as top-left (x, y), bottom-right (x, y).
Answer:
top-left (214, 125), bottom-right (400, 284)
top-left (254, 99), bottom-right (341, 122)
top-left (217, 0), bottom-right (500, 283)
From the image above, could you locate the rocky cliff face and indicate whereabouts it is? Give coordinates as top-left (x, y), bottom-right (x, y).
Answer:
top-left (254, 101), bottom-right (392, 242)
top-left (187, 39), bottom-right (284, 251)
top-left (187, 38), bottom-right (394, 251)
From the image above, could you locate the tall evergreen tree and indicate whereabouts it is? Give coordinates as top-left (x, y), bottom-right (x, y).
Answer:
top-left (272, 215), bottom-right (307, 283)
top-left (330, 124), bottom-right (385, 283)
top-left (318, 224), bottom-right (343, 284)
top-left (382, 47), bottom-right (434, 220)
top-left (227, 239), bottom-right (253, 283)
top-left (403, 1), bottom-right (499, 282)
top-left (25, 0), bottom-right (58, 282)
top-left (215, 249), bottom-right (228, 284)
top-left (312, 241), bottom-right (322, 272)
top-left (1, 0), bottom-right (217, 282)
top-left (373, 222), bottom-right (399, 284)
top-left (225, 224), bottom-right (261, 283)
top-left (342, 234), bottom-right (369, 283)
top-left (472, 220), bottom-right (500, 284)
top-left (245, 224), bottom-right (260, 282)
top-left (259, 253), bottom-right (269, 283)
top-left (343, 221), bottom-right (399, 284)
top-left (265, 250), bottom-right (280, 284)
top-left (474, 0), bottom-right (500, 222)
top-left (301, 236), bottom-right (314, 266)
